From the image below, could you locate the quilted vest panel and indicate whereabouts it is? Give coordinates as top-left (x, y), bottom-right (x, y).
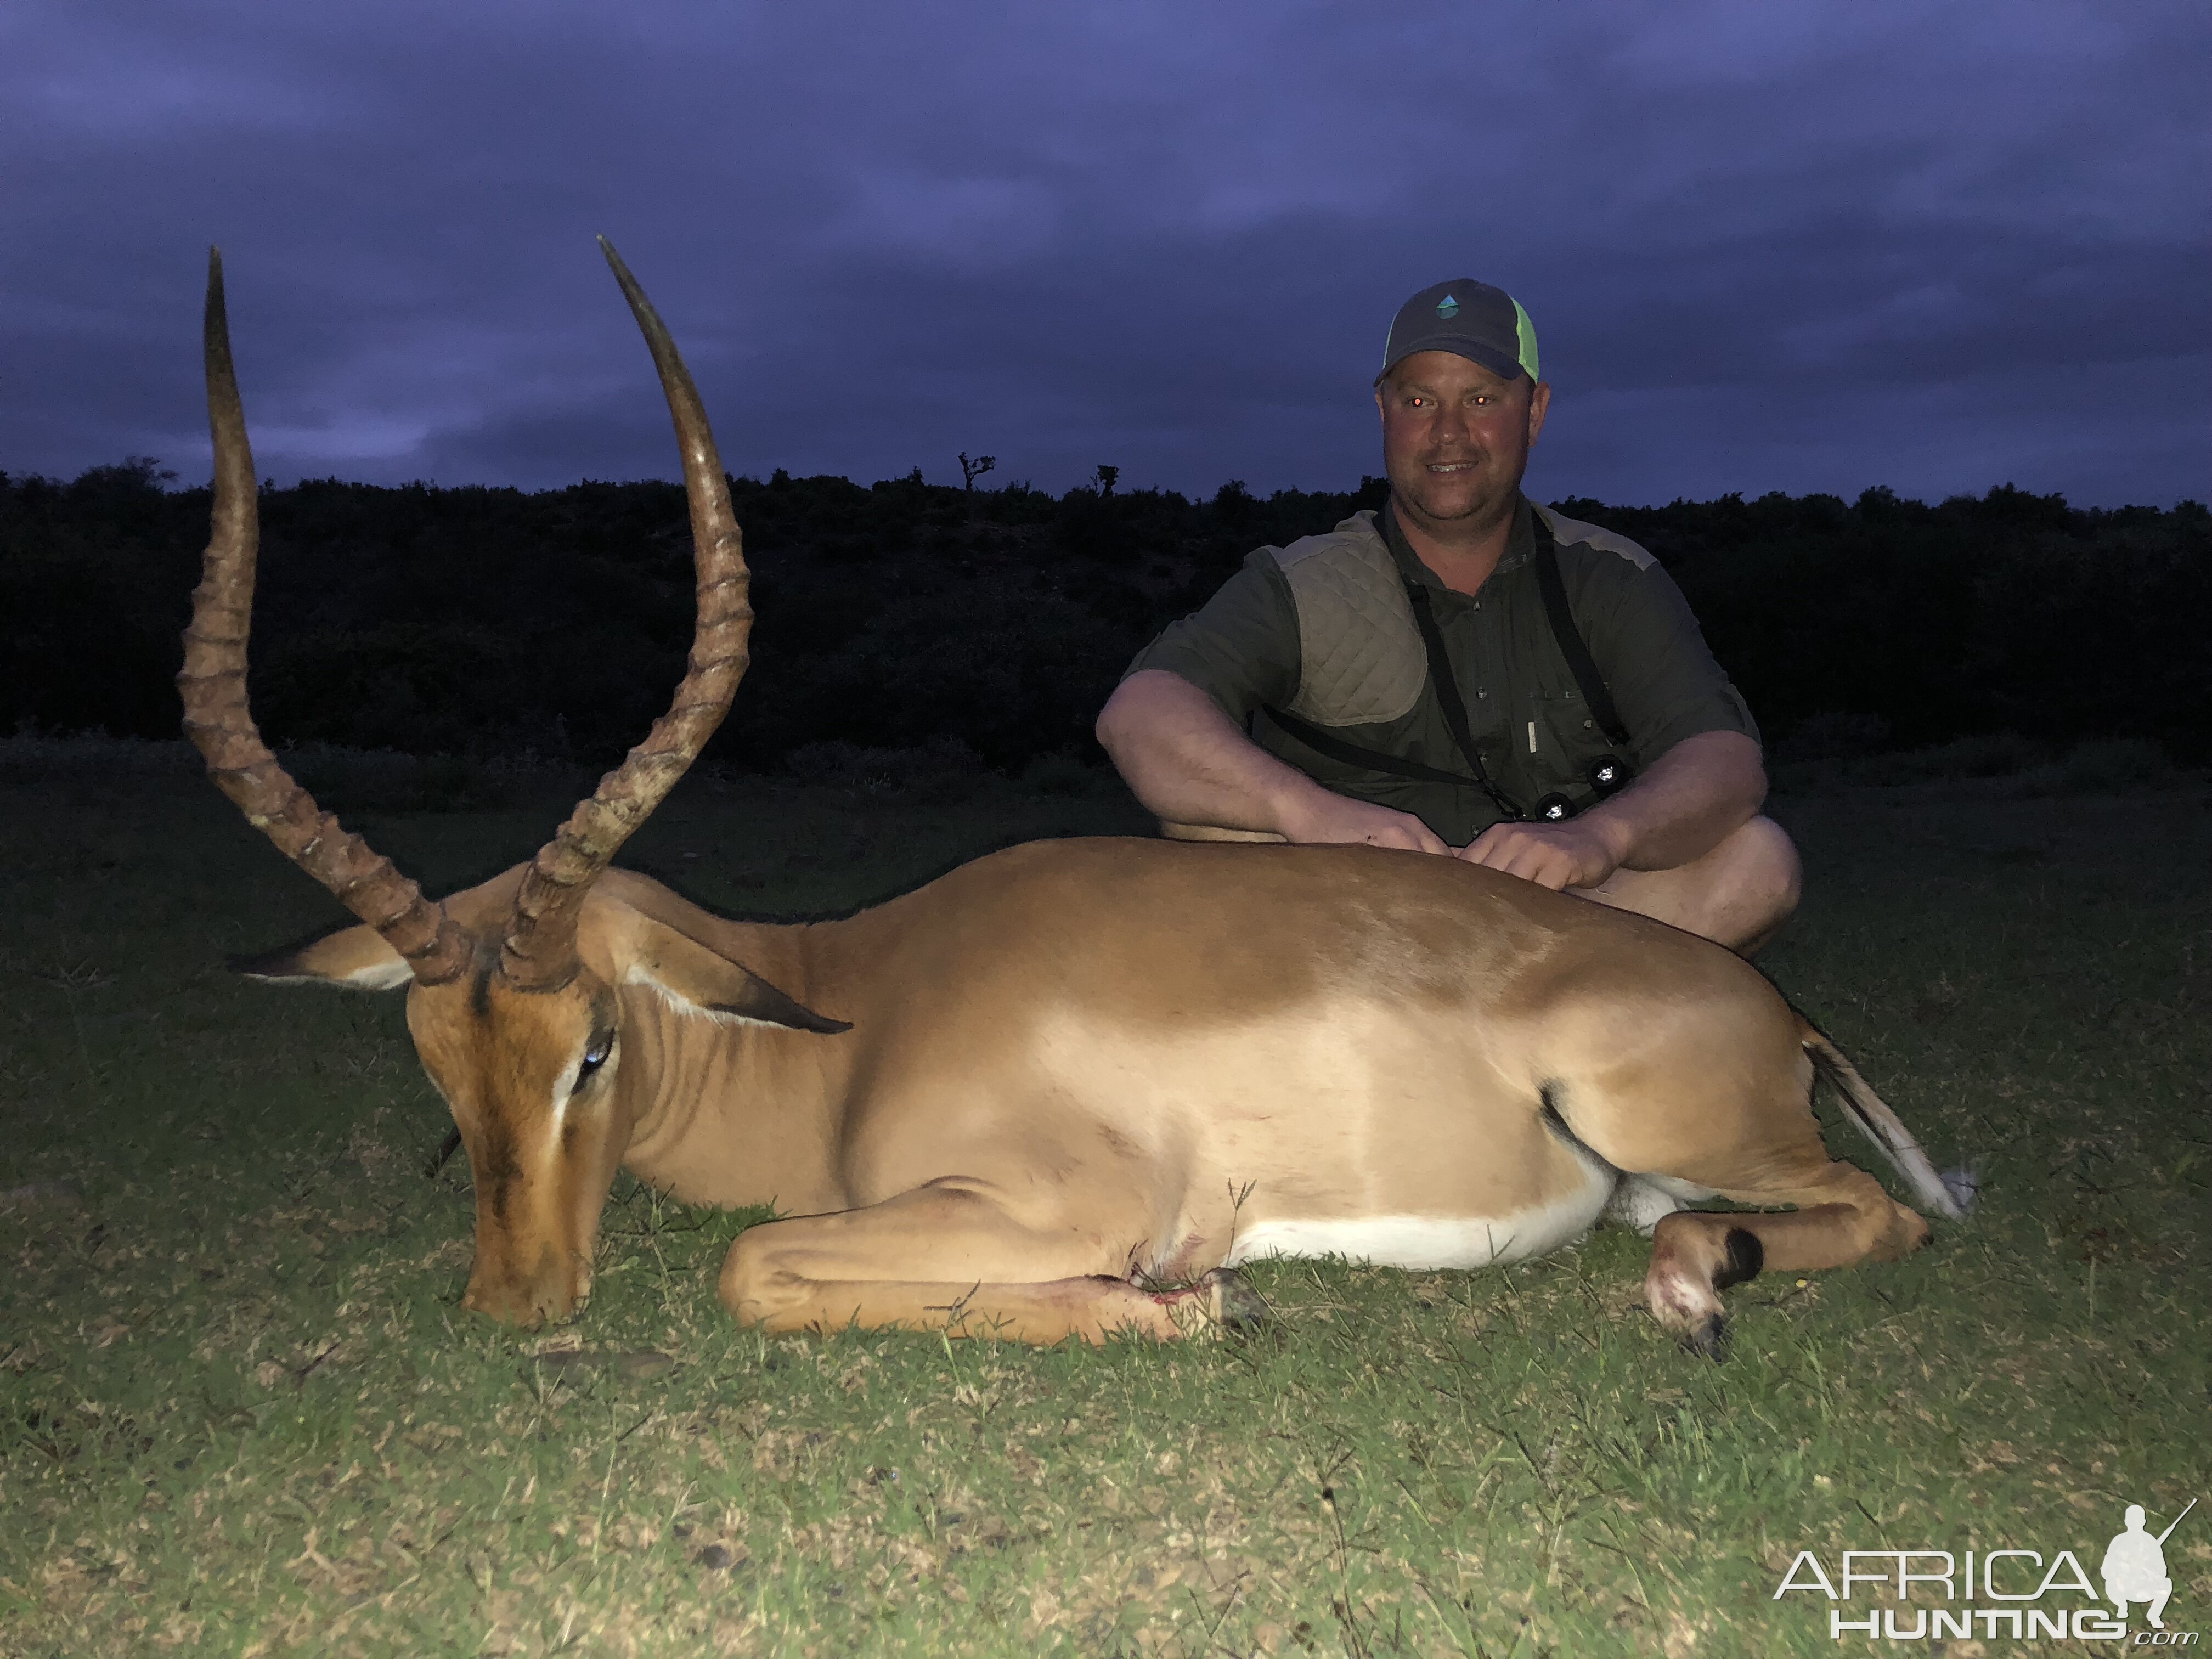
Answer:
top-left (1269, 515), bottom-right (1425, 727)
top-left (1268, 506), bottom-right (1654, 730)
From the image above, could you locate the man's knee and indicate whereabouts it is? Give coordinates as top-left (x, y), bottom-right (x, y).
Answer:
top-left (1576, 815), bottom-right (1798, 951)
top-left (1723, 815), bottom-right (1802, 924)
top-left (1627, 815), bottom-right (1799, 953)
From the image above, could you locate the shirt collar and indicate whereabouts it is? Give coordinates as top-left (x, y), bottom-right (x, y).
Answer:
top-left (1373, 494), bottom-right (1536, 592)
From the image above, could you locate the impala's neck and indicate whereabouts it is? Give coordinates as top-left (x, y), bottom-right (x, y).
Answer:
top-left (614, 923), bottom-right (855, 1215)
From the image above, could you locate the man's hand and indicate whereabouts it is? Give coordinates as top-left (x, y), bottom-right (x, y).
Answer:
top-left (1458, 817), bottom-right (1626, 891)
top-left (1099, 673), bottom-right (1460, 853)
top-left (1278, 792), bottom-right (1452, 855)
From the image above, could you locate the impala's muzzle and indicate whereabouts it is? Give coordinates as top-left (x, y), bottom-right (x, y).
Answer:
top-left (459, 1138), bottom-right (608, 1327)
top-left (463, 1229), bottom-right (593, 1328)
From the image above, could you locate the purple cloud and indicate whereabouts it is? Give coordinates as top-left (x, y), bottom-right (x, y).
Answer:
top-left (3, 0), bottom-right (2203, 505)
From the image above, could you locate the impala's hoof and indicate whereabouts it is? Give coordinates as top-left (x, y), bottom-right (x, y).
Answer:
top-left (1680, 1313), bottom-right (1731, 1363)
top-left (1159, 1267), bottom-right (1271, 1339)
top-left (1199, 1267), bottom-right (1270, 1333)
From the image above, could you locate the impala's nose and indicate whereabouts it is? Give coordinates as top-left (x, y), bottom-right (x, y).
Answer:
top-left (463, 1249), bottom-right (591, 1328)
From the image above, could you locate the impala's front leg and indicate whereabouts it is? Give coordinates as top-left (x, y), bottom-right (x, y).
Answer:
top-left (719, 1177), bottom-right (1264, 1345)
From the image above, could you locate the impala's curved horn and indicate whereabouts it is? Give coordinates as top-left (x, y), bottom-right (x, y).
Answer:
top-left (179, 247), bottom-right (472, 985)
top-left (498, 238), bottom-right (753, 991)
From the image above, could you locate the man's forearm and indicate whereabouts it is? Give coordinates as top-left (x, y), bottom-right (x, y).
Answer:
top-left (1095, 670), bottom-right (1328, 834)
top-left (1099, 674), bottom-right (1765, 867)
top-left (1579, 730), bottom-right (1767, 873)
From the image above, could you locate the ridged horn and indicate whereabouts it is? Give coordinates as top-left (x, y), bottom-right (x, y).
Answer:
top-left (179, 247), bottom-right (472, 985)
top-left (496, 238), bottom-right (753, 991)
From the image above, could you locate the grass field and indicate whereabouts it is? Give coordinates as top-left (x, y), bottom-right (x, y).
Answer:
top-left (3, 742), bottom-right (2207, 1656)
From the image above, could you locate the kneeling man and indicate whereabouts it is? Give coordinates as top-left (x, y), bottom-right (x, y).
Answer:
top-left (1097, 278), bottom-right (1798, 954)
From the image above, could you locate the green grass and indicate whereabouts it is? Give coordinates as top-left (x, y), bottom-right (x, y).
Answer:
top-left (3, 749), bottom-right (2207, 1656)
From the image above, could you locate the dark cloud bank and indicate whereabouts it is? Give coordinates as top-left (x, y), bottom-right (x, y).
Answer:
top-left (5, 1), bottom-right (2205, 507)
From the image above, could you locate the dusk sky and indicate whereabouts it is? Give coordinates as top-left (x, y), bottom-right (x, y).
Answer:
top-left (6, 1), bottom-right (2205, 508)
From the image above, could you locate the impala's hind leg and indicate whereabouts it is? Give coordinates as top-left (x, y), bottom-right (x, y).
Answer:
top-left (1645, 1161), bottom-right (1931, 1356)
top-left (1551, 1039), bottom-right (1934, 1357)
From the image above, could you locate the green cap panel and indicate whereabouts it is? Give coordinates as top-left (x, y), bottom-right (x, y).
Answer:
top-left (1378, 278), bottom-right (1539, 385)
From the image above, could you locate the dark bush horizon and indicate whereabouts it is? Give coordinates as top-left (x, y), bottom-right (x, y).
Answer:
top-left (4, 456), bottom-right (2205, 775)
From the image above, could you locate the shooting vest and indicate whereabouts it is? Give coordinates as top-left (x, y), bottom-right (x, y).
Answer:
top-left (1271, 504), bottom-right (1649, 733)
top-left (1255, 503), bottom-right (1653, 834)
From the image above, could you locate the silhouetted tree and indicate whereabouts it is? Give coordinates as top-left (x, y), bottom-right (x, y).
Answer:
top-left (2, 461), bottom-right (2202, 771)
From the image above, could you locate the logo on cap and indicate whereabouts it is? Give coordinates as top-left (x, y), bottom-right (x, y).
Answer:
top-left (1436, 295), bottom-right (1460, 319)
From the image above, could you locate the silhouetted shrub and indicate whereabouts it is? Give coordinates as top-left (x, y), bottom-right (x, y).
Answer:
top-left (2032, 737), bottom-right (2175, 795)
top-left (2, 465), bottom-right (2203, 780)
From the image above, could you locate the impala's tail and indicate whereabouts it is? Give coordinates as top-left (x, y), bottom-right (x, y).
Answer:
top-left (1797, 1016), bottom-right (1974, 1222)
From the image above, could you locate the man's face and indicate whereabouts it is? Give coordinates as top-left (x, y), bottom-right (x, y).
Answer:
top-left (1375, 350), bottom-right (1550, 533)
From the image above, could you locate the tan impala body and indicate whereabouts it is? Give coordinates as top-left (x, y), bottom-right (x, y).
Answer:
top-left (187, 245), bottom-right (1965, 1358)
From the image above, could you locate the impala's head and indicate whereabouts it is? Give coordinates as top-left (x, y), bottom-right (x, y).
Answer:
top-left (180, 240), bottom-right (785, 1326)
top-left (283, 939), bottom-right (625, 1319)
top-left (244, 918), bottom-right (634, 1325)
top-left (238, 876), bottom-right (845, 1326)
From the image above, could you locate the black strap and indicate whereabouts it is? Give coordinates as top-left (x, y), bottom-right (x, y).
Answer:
top-left (1260, 503), bottom-right (1527, 821)
top-left (1259, 502), bottom-right (1638, 823)
top-left (1530, 514), bottom-right (1632, 748)
top-left (1262, 704), bottom-right (1493, 790)
top-left (1397, 562), bottom-right (1525, 821)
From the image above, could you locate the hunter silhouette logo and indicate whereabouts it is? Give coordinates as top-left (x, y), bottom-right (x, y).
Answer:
top-left (1771, 1497), bottom-right (2198, 1643)
top-left (2106, 1499), bottom-right (2193, 1630)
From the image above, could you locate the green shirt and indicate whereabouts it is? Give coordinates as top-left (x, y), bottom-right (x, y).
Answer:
top-left (1125, 496), bottom-right (1758, 844)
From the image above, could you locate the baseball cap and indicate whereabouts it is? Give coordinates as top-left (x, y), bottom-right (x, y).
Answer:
top-left (1376, 279), bottom-right (1539, 385)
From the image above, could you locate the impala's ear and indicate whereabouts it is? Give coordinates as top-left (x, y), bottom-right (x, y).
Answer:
top-left (232, 923), bottom-right (414, 990)
top-left (622, 917), bottom-right (850, 1034)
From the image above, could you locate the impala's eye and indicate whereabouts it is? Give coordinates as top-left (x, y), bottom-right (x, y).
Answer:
top-left (576, 1033), bottom-right (614, 1087)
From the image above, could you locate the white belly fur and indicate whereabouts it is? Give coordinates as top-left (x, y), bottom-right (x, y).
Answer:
top-left (1222, 1160), bottom-right (1617, 1271)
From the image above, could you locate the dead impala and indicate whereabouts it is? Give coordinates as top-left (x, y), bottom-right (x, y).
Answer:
top-left (182, 241), bottom-right (1966, 1357)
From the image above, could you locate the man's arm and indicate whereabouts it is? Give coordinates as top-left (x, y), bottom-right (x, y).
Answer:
top-left (1459, 729), bottom-right (1767, 889)
top-left (1096, 670), bottom-right (1452, 853)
